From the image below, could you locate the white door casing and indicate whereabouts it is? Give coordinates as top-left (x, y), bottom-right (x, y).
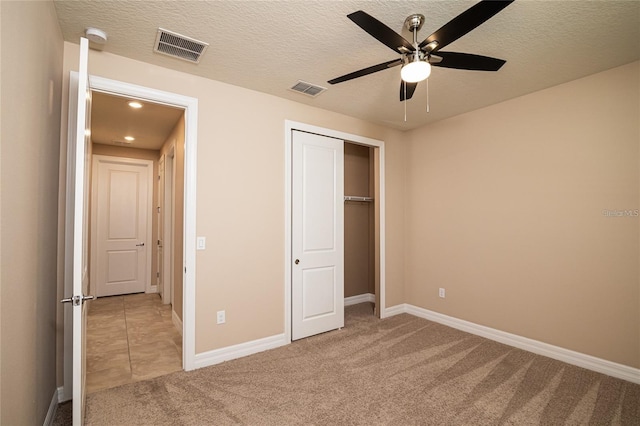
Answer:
top-left (158, 155), bottom-right (164, 298)
top-left (91, 156), bottom-right (152, 297)
top-left (164, 146), bottom-right (175, 307)
top-left (291, 130), bottom-right (345, 340)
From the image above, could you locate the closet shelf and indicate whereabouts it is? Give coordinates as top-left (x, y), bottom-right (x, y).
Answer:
top-left (344, 196), bottom-right (373, 202)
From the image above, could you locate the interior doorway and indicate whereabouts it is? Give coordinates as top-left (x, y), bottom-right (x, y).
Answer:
top-left (63, 74), bottom-right (199, 400)
top-left (86, 90), bottom-right (184, 391)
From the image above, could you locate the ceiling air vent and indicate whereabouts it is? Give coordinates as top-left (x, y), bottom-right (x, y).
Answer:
top-left (154, 28), bottom-right (209, 63)
top-left (289, 81), bottom-right (327, 97)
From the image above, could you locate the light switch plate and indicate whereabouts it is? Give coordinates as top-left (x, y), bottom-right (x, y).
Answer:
top-left (196, 236), bottom-right (206, 250)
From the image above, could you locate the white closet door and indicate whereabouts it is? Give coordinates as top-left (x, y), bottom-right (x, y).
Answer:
top-left (292, 130), bottom-right (344, 340)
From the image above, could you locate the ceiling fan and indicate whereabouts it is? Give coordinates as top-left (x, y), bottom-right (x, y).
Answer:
top-left (328, 0), bottom-right (514, 102)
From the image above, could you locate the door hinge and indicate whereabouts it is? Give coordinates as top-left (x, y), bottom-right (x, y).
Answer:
top-left (157, 272), bottom-right (160, 278)
top-left (157, 206), bottom-right (161, 213)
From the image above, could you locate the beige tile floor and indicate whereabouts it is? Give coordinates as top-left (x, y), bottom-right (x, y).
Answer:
top-left (86, 293), bottom-right (182, 393)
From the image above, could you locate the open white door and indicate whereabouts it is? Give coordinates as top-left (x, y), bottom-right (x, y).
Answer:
top-left (61, 37), bottom-right (92, 425)
top-left (292, 130), bottom-right (344, 340)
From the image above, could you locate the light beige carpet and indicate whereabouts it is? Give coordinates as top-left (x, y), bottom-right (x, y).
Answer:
top-left (56, 303), bottom-right (639, 425)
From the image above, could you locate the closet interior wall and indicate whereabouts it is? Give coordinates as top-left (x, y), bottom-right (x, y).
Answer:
top-left (344, 143), bottom-right (375, 300)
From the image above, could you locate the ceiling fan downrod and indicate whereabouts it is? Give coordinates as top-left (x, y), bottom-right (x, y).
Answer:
top-left (404, 14), bottom-right (425, 62)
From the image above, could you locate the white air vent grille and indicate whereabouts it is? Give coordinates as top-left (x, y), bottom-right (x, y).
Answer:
top-left (289, 81), bottom-right (327, 97)
top-left (154, 28), bottom-right (209, 63)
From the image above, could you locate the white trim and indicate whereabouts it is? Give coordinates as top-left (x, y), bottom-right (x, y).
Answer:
top-left (344, 293), bottom-right (375, 306)
top-left (57, 386), bottom-right (67, 403)
top-left (172, 309), bottom-right (183, 336)
top-left (43, 388), bottom-right (61, 426)
top-left (385, 304), bottom-right (640, 385)
top-left (194, 334), bottom-right (287, 369)
top-left (57, 385), bottom-right (70, 403)
top-left (382, 303), bottom-right (408, 317)
top-left (284, 120), bottom-right (387, 342)
top-left (88, 75), bottom-right (198, 371)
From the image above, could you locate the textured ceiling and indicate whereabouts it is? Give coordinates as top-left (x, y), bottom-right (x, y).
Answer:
top-left (54, 0), bottom-right (640, 132)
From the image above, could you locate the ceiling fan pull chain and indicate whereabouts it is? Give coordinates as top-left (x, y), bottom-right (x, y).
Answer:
top-left (426, 78), bottom-right (430, 113)
top-left (404, 82), bottom-right (407, 122)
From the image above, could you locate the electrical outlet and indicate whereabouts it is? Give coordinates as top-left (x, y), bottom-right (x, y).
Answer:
top-left (439, 288), bottom-right (446, 298)
top-left (216, 310), bottom-right (225, 324)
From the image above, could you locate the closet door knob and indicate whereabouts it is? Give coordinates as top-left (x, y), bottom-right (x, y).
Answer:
top-left (295, 259), bottom-right (300, 265)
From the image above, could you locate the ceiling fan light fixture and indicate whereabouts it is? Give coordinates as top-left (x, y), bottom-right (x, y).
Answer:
top-left (401, 60), bottom-right (431, 83)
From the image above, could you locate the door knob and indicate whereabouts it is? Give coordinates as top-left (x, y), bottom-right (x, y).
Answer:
top-left (61, 294), bottom-right (95, 306)
top-left (136, 242), bottom-right (145, 247)
top-left (295, 259), bottom-right (300, 264)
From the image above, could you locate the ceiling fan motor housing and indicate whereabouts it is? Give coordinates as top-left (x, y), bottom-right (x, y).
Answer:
top-left (404, 14), bottom-right (425, 32)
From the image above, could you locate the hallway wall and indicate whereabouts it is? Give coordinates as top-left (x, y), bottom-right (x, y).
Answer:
top-left (0, 1), bottom-right (64, 423)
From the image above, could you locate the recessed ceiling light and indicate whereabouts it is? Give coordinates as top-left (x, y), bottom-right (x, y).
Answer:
top-left (128, 101), bottom-right (143, 109)
top-left (124, 136), bottom-right (135, 141)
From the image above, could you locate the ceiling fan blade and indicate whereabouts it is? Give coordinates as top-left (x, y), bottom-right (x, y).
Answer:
top-left (419, 0), bottom-right (514, 52)
top-left (348, 10), bottom-right (415, 54)
top-left (400, 81), bottom-right (418, 101)
top-left (328, 59), bottom-right (402, 85)
top-left (431, 51), bottom-right (506, 71)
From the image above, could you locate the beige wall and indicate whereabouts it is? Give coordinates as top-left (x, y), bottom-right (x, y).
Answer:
top-left (159, 115), bottom-right (185, 320)
top-left (404, 61), bottom-right (639, 368)
top-left (91, 143), bottom-right (161, 296)
top-left (60, 43), bottom-right (406, 356)
top-left (0, 1), bottom-right (64, 424)
top-left (344, 143), bottom-right (374, 297)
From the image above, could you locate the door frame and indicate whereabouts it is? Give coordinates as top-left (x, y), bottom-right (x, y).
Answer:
top-left (284, 120), bottom-right (386, 343)
top-left (89, 75), bottom-right (198, 371)
top-left (63, 75), bottom-right (198, 398)
top-left (164, 146), bottom-right (176, 308)
top-left (157, 154), bottom-right (165, 297)
top-left (90, 155), bottom-right (154, 297)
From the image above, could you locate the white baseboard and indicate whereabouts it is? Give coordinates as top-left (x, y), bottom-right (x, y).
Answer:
top-left (172, 309), bottom-right (183, 336)
top-left (344, 293), bottom-right (375, 306)
top-left (43, 387), bottom-right (61, 426)
top-left (194, 333), bottom-right (287, 370)
top-left (57, 385), bottom-right (70, 403)
top-left (385, 303), bottom-right (640, 385)
top-left (383, 303), bottom-right (408, 317)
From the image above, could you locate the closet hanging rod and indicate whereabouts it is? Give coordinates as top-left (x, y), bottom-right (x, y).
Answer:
top-left (344, 196), bottom-right (373, 202)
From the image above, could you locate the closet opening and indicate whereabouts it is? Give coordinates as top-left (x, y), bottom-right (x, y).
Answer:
top-left (344, 142), bottom-right (378, 317)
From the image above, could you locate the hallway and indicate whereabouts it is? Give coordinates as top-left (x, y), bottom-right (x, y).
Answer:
top-left (86, 293), bottom-right (182, 393)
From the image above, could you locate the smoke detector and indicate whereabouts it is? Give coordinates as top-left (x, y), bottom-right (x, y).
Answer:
top-left (85, 27), bottom-right (108, 44)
